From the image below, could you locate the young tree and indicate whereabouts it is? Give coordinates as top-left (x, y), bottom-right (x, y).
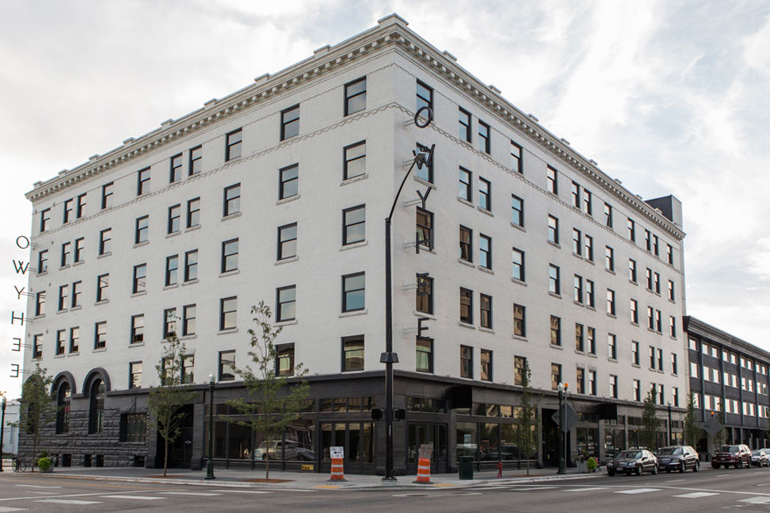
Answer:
top-left (639, 388), bottom-right (661, 450)
top-left (147, 336), bottom-right (196, 477)
top-left (511, 359), bottom-right (540, 476)
top-left (226, 301), bottom-right (310, 481)
top-left (712, 407), bottom-right (726, 449)
top-left (683, 391), bottom-right (702, 447)
top-left (15, 365), bottom-right (57, 472)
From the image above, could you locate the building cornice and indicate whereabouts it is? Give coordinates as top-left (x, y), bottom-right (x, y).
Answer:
top-left (685, 315), bottom-right (770, 362)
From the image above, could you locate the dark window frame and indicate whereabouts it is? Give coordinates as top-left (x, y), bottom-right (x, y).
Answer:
top-left (225, 129), bottom-right (242, 161)
top-left (344, 78), bottom-right (366, 116)
top-left (343, 205), bottom-right (366, 245)
top-left (342, 272), bottom-right (366, 313)
top-left (281, 105), bottom-right (300, 140)
top-left (279, 164), bottom-right (299, 200)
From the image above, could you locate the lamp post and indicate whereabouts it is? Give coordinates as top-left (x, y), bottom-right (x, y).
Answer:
top-left (205, 374), bottom-right (215, 480)
top-left (668, 401), bottom-right (673, 446)
top-left (0, 396), bottom-right (6, 472)
top-left (382, 140), bottom-right (433, 482)
top-left (557, 383), bottom-right (567, 475)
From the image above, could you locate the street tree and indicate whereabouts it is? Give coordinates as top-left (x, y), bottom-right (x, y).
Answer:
top-left (639, 388), bottom-right (661, 450)
top-left (226, 301), bottom-right (310, 481)
top-left (683, 391), bottom-right (702, 448)
top-left (147, 336), bottom-right (196, 477)
top-left (15, 364), bottom-right (57, 472)
top-left (511, 359), bottom-right (540, 476)
top-left (712, 407), bottom-right (726, 449)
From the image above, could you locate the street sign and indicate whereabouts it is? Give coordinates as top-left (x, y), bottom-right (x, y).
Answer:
top-left (551, 403), bottom-right (579, 433)
top-left (702, 417), bottom-right (723, 437)
top-left (330, 446), bottom-right (344, 459)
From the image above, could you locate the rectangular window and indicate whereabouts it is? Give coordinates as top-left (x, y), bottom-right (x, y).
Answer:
top-left (510, 141), bottom-right (522, 173)
top-left (165, 255), bottom-right (179, 286)
top-left (38, 250), bottom-right (48, 274)
top-left (551, 363), bottom-right (562, 391)
top-left (276, 344), bottom-right (295, 377)
top-left (605, 246), bottom-right (614, 272)
top-left (547, 166), bottom-right (558, 194)
top-left (40, 207), bottom-right (51, 233)
top-left (219, 350), bottom-right (236, 381)
top-left (101, 182), bottom-right (114, 210)
top-left (345, 78), bottom-right (366, 115)
top-left (341, 335), bottom-right (366, 373)
top-left (572, 228), bottom-right (582, 255)
top-left (576, 368), bottom-right (585, 394)
top-left (609, 375), bottom-right (618, 398)
top-left (279, 164), bottom-right (299, 199)
top-left (668, 280), bottom-right (675, 301)
top-left (74, 238), bottom-right (84, 263)
top-left (129, 362), bottom-right (142, 389)
top-left (35, 290), bottom-right (45, 316)
top-left (226, 129), bottom-right (242, 161)
top-left (56, 329), bottom-right (66, 355)
top-left (137, 167), bottom-right (151, 196)
top-left (168, 204), bottom-right (181, 234)
top-left (670, 316), bottom-right (677, 337)
top-left (479, 234), bottom-right (492, 269)
top-left (608, 334), bottom-right (617, 359)
top-left (549, 264), bottom-right (560, 295)
top-left (416, 274), bottom-right (433, 314)
top-left (480, 349), bottom-right (492, 381)
top-left (459, 167), bottom-right (472, 201)
top-left (479, 177), bottom-right (491, 211)
top-left (582, 189), bottom-right (592, 215)
top-left (182, 354), bottom-right (194, 384)
top-left (277, 286), bottom-right (296, 322)
top-left (575, 323), bottom-right (585, 352)
top-left (459, 108), bottom-right (472, 142)
top-left (586, 280), bottom-right (595, 307)
top-left (512, 248), bottom-right (525, 281)
top-left (187, 197), bottom-right (200, 228)
top-left (189, 146), bottom-right (202, 175)
top-left (344, 141), bottom-right (366, 179)
top-left (182, 304), bottom-right (196, 336)
top-left (604, 203), bottom-right (613, 228)
top-left (550, 316), bottom-right (561, 346)
top-left (69, 327), bottom-right (79, 353)
top-left (548, 215), bottom-right (559, 244)
top-left (342, 272), bottom-right (365, 312)
top-left (671, 353), bottom-right (678, 375)
top-left (606, 289), bottom-right (616, 315)
top-left (416, 208), bottom-right (433, 251)
top-left (666, 244), bottom-right (674, 265)
top-left (33, 334), bottom-right (43, 359)
top-left (76, 193), bottom-right (87, 219)
top-left (220, 296), bottom-right (237, 330)
top-left (653, 272), bottom-right (661, 294)
top-left (96, 274), bottom-right (109, 302)
top-left (72, 283), bottom-right (82, 311)
top-left (629, 259), bottom-right (637, 282)
top-left (135, 215), bottom-right (149, 244)
top-left (61, 241), bottom-right (71, 267)
top-left (630, 299), bottom-right (638, 324)
top-left (632, 341), bottom-right (640, 365)
top-left (223, 183), bottom-right (241, 216)
top-left (281, 105), bottom-right (300, 140)
top-left (480, 294), bottom-right (492, 329)
top-left (588, 370), bottom-right (597, 396)
top-left (416, 80), bottom-right (433, 112)
top-left (132, 264), bottom-right (146, 294)
top-left (63, 199), bottom-right (73, 224)
top-left (164, 308), bottom-right (177, 338)
top-left (514, 356), bottom-right (526, 385)
top-left (131, 314), bottom-right (144, 344)
top-left (644, 229), bottom-right (651, 251)
top-left (649, 346), bottom-right (656, 368)
top-left (653, 234), bottom-right (659, 256)
top-left (633, 379), bottom-right (641, 401)
top-left (170, 154), bottom-right (183, 183)
top-left (656, 309), bottom-right (662, 332)
top-left (460, 288), bottom-right (473, 324)
top-left (511, 194), bottom-right (524, 226)
top-left (461, 345), bottom-right (473, 379)
top-left (478, 120), bottom-right (490, 153)
top-left (459, 226), bottom-right (473, 262)
top-left (574, 275), bottom-right (583, 303)
top-left (513, 304), bottom-right (526, 337)
top-left (645, 268), bottom-right (653, 290)
top-left (414, 142), bottom-right (434, 183)
top-left (184, 250), bottom-right (198, 282)
top-left (343, 205), bottom-right (365, 245)
top-left (94, 321), bottom-right (107, 349)
top-left (571, 181), bottom-right (581, 209)
top-left (627, 218), bottom-right (636, 242)
top-left (58, 284), bottom-right (68, 311)
top-left (221, 238), bottom-right (239, 273)
top-left (278, 223), bottom-right (298, 260)
top-left (584, 234), bottom-right (594, 261)
top-left (416, 338), bottom-right (433, 373)
top-left (588, 329), bottom-right (596, 356)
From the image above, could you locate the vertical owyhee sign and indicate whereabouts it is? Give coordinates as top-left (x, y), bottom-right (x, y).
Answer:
top-left (9, 235), bottom-right (31, 379)
top-left (381, 106), bottom-right (434, 482)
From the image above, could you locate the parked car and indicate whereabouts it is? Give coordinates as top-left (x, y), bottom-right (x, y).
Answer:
top-left (607, 449), bottom-right (658, 476)
top-left (712, 444), bottom-right (752, 469)
top-left (256, 440), bottom-right (315, 461)
top-left (655, 445), bottom-right (700, 473)
top-left (751, 450), bottom-right (769, 467)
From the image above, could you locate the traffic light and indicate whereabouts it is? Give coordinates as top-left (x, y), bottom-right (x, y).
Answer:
top-left (371, 408), bottom-right (383, 420)
top-left (395, 408), bottom-right (406, 421)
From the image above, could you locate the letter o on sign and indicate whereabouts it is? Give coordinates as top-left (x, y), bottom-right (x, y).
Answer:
top-left (415, 106), bottom-right (433, 128)
top-left (16, 235), bottom-right (30, 249)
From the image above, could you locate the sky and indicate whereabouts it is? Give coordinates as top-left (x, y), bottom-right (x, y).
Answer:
top-left (1, 0), bottom-right (769, 399)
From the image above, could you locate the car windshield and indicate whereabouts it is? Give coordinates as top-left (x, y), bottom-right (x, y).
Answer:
top-left (721, 445), bottom-right (740, 452)
top-left (753, 450), bottom-right (764, 456)
top-left (619, 451), bottom-right (642, 459)
top-left (657, 447), bottom-right (682, 456)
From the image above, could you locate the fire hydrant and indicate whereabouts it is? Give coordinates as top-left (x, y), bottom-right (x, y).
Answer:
top-left (497, 461), bottom-right (503, 478)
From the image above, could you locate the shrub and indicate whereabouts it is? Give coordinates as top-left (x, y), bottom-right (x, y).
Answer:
top-left (37, 457), bottom-right (52, 471)
top-left (587, 457), bottom-right (598, 472)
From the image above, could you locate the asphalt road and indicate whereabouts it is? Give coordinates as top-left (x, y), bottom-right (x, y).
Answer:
top-left (3, 466), bottom-right (770, 512)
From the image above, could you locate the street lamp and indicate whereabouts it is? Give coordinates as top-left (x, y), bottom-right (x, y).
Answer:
top-left (205, 374), bottom-right (215, 480)
top-left (0, 396), bottom-right (6, 472)
top-left (381, 138), bottom-right (434, 483)
top-left (668, 401), bottom-right (673, 446)
top-left (557, 383), bottom-right (568, 475)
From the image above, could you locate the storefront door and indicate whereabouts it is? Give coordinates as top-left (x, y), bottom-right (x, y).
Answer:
top-left (407, 422), bottom-right (448, 474)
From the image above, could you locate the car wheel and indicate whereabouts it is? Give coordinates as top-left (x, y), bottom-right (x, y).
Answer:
top-left (652, 465), bottom-right (658, 475)
top-left (681, 462), bottom-right (686, 473)
top-left (608, 470), bottom-right (615, 477)
top-left (694, 461), bottom-right (700, 472)
top-left (712, 464), bottom-right (720, 469)
top-left (636, 466), bottom-right (642, 476)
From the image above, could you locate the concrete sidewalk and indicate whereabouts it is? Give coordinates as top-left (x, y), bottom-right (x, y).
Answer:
top-left (0, 460), bottom-right (602, 490)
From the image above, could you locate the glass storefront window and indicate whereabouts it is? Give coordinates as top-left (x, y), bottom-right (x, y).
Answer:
top-left (480, 423), bottom-right (500, 461)
top-left (228, 423), bottom-right (252, 460)
top-left (456, 422), bottom-right (477, 461)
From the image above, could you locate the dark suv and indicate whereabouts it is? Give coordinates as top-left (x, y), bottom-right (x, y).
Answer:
top-left (712, 444), bottom-right (752, 469)
top-left (656, 445), bottom-right (700, 473)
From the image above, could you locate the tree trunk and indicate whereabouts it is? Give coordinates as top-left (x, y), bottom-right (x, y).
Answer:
top-left (32, 439), bottom-right (38, 473)
top-left (526, 452), bottom-right (530, 476)
top-left (265, 441), bottom-right (270, 482)
top-left (163, 436), bottom-right (169, 477)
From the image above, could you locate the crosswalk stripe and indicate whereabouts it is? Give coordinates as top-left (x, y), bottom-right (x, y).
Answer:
top-left (673, 492), bottom-right (718, 498)
top-left (564, 487), bottom-right (607, 492)
top-left (0, 507), bottom-right (27, 512)
top-left (15, 485), bottom-right (61, 489)
top-left (212, 490), bottom-right (272, 494)
top-left (101, 495), bottom-right (166, 500)
top-left (35, 499), bottom-right (101, 505)
top-left (616, 488), bottom-right (661, 494)
top-left (159, 492), bottom-right (221, 497)
top-left (740, 497), bottom-right (770, 504)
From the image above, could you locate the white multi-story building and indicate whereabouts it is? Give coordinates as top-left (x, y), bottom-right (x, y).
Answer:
top-left (21, 14), bottom-right (687, 474)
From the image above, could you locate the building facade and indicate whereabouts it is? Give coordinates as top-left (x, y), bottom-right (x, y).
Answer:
top-left (20, 14), bottom-right (687, 474)
top-left (685, 316), bottom-right (770, 455)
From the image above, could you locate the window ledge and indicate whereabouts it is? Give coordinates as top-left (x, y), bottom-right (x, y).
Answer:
top-left (164, 284), bottom-right (180, 291)
top-left (60, 264), bottom-right (71, 271)
top-left (607, 313), bottom-right (616, 319)
top-left (68, 352), bottom-right (79, 357)
top-left (572, 252), bottom-right (583, 260)
top-left (479, 327), bottom-right (494, 334)
top-left (277, 194), bottom-right (301, 206)
top-left (97, 252), bottom-right (111, 259)
top-left (95, 300), bottom-right (109, 306)
top-left (93, 347), bottom-right (107, 353)
top-left (548, 292), bottom-right (562, 300)
top-left (457, 196), bottom-right (474, 208)
top-left (166, 231), bottom-right (181, 239)
top-left (129, 342), bottom-right (145, 348)
top-left (478, 267), bottom-right (494, 275)
top-left (587, 353), bottom-right (598, 359)
top-left (179, 334), bottom-right (198, 341)
top-left (608, 358), bottom-right (617, 363)
top-left (341, 241), bottom-right (367, 251)
top-left (415, 311), bottom-right (436, 319)
top-left (511, 278), bottom-right (527, 286)
top-left (630, 280), bottom-right (638, 286)
top-left (131, 291), bottom-right (147, 297)
top-left (586, 305), bottom-right (596, 311)
top-left (276, 256), bottom-right (299, 265)
top-left (668, 298), bottom-right (677, 304)
top-left (134, 241), bottom-right (149, 248)
top-left (477, 206), bottom-right (493, 217)
top-left (276, 319), bottom-right (298, 327)
top-left (218, 328), bottom-right (239, 336)
top-left (340, 309), bottom-right (367, 318)
top-left (512, 334), bottom-right (527, 342)
top-left (220, 270), bottom-right (240, 278)
top-left (34, 314), bottom-right (46, 320)
top-left (37, 271), bottom-right (49, 276)
top-left (73, 260), bottom-right (84, 267)
top-left (632, 363), bottom-right (641, 368)
top-left (631, 322), bottom-right (639, 327)
top-left (550, 344), bottom-right (563, 350)
top-left (606, 269), bottom-right (616, 275)
top-left (186, 225), bottom-right (201, 232)
top-left (182, 279), bottom-right (199, 286)
top-left (341, 173), bottom-right (368, 186)
top-left (457, 258), bottom-right (475, 268)
top-left (573, 300), bottom-right (584, 307)
top-left (70, 305), bottom-right (82, 312)
top-left (458, 321), bottom-right (475, 330)
top-left (222, 212), bottom-right (242, 222)
top-left (575, 350), bottom-right (585, 356)
top-left (510, 222), bottom-right (525, 232)
top-left (57, 309), bottom-right (68, 315)
top-left (547, 241), bottom-right (561, 249)
top-left (54, 353), bottom-right (65, 359)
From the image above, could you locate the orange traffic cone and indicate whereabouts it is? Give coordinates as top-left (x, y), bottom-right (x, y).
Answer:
top-left (328, 457), bottom-right (346, 482)
top-left (413, 457), bottom-right (431, 484)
